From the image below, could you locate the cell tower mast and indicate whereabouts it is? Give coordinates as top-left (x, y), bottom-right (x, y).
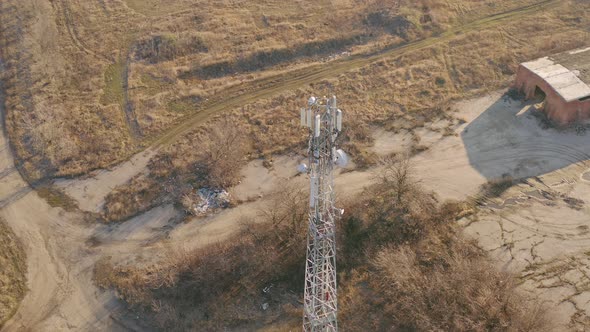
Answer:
top-left (299, 95), bottom-right (346, 332)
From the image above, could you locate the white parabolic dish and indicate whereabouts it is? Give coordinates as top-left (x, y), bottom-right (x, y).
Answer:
top-left (334, 149), bottom-right (348, 167)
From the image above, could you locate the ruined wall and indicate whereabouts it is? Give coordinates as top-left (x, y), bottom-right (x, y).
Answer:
top-left (515, 65), bottom-right (590, 125)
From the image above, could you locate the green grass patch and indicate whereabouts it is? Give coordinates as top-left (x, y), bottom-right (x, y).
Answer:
top-left (100, 61), bottom-right (126, 107)
top-left (167, 96), bottom-right (201, 113)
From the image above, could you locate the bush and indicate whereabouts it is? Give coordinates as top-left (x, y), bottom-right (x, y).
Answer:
top-left (97, 163), bottom-right (550, 331)
top-left (133, 34), bottom-right (208, 63)
top-left (340, 229), bottom-right (552, 331)
top-left (95, 184), bottom-right (308, 330)
top-left (196, 120), bottom-right (248, 188)
top-left (0, 218), bottom-right (27, 327)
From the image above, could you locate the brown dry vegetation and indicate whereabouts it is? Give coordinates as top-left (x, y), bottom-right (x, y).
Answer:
top-left (96, 184), bottom-right (308, 330)
top-left (96, 161), bottom-right (551, 331)
top-left (0, 218), bottom-right (27, 328)
top-left (102, 0), bottom-right (590, 221)
top-left (1, 0), bottom-right (584, 183)
top-left (103, 120), bottom-right (248, 222)
top-left (0, 0), bottom-right (133, 181)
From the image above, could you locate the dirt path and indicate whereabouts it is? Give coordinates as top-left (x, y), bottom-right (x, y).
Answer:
top-left (6, 85), bottom-right (590, 330)
top-left (55, 149), bottom-right (156, 213)
top-left (149, 0), bottom-right (560, 147)
top-left (0, 105), bottom-right (131, 330)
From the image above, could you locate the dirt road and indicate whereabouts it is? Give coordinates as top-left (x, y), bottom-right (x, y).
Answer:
top-left (150, 0), bottom-right (560, 147)
top-left (1, 0), bottom-right (585, 329)
top-left (6, 87), bottom-right (590, 330)
top-left (0, 105), bottom-right (127, 330)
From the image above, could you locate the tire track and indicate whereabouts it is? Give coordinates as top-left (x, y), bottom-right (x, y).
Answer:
top-left (55, 0), bottom-right (108, 61)
top-left (122, 55), bottom-right (142, 139)
top-left (54, 0), bottom-right (141, 139)
top-left (149, 0), bottom-right (562, 147)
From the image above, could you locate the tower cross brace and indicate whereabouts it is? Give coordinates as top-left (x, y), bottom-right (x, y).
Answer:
top-left (300, 95), bottom-right (344, 332)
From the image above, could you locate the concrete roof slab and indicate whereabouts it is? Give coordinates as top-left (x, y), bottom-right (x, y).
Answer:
top-left (534, 64), bottom-right (570, 79)
top-left (522, 57), bottom-right (554, 71)
top-left (558, 83), bottom-right (590, 102)
top-left (522, 47), bottom-right (590, 101)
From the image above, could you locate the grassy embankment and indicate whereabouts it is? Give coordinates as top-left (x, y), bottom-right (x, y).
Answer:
top-left (0, 218), bottom-right (27, 328)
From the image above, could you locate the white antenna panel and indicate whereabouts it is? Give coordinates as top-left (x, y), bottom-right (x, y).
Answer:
top-left (314, 115), bottom-right (321, 138)
top-left (306, 109), bottom-right (312, 128)
top-left (300, 108), bottom-right (306, 127)
top-left (336, 109), bottom-right (342, 132)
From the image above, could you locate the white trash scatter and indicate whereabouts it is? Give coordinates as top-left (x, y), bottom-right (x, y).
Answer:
top-left (192, 188), bottom-right (230, 215)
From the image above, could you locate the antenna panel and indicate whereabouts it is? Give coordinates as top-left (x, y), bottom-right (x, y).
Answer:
top-left (336, 109), bottom-right (342, 132)
top-left (300, 108), bottom-right (307, 127)
top-left (314, 115), bottom-right (321, 138)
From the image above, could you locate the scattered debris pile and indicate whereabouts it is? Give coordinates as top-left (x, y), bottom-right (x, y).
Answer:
top-left (181, 188), bottom-right (230, 216)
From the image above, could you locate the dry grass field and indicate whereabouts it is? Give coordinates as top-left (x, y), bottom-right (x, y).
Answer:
top-left (1, 0), bottom-right (589, 329)
top-left (0, 218), bottom-right (26, 328)
top-left (102, 0), bottom-right (589, 221)
top-left (0, 0), bottom-right (582, 182)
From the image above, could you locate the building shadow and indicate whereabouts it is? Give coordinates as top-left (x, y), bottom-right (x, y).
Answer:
top-left (460, 93), bottom-right (590, 180)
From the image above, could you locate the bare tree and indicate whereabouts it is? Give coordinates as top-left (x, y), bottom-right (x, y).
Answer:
top-left (199, 119), bottom-right (248, 188)
top-left (378, 154), bottom-right (417, 206)
top-left (257, 181), bottom-right (307, 243)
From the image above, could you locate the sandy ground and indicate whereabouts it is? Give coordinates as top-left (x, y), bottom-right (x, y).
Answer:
top-left (0, 112), bottom-right (127, 331)
top-left (366, 91), bottom-right (590, 329)
top-left (453, 93), bottom-right (590, 329)
top-left (55, 150), bottom-right (156, 212)
top-left (5, 89), bottom-right (590, 330)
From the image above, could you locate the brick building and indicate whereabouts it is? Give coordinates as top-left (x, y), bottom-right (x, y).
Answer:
top-left (515, 47), bottom-right (590, 125)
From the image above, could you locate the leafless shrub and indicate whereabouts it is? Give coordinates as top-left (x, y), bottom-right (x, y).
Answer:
top-left (340, 231), bottom-right (553, 331)
top-left (338, 169), bottom-right (550, 331)
top-left (378, 154), bottom-right (417, 205)
top-left (340, 118), bottom-right (377, 168)
top-left (95, 182), bottom-right (308, 330)
top-left (179, 192), bottom-right (199, 214)
top-left (197, 119), bottom-right (248, 188)
top-left (133, 34), bottom-right (208, 63)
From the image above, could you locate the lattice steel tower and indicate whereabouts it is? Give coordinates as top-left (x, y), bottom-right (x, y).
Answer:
top-left (299, 95), bottom-right (346, 332)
